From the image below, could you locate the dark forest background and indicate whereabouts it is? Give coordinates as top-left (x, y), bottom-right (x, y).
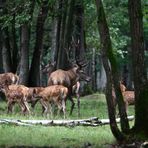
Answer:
top-left (0, 0), bottom-right (148, 141)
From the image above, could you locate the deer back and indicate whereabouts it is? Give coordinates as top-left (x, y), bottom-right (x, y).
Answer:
top-left (48, 69), bottom-right (71, 87)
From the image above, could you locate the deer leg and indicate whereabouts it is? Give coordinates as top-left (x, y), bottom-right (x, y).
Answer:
top-left (69, 95), bottom-right (75, 115)
top-left (18, 101), bottom-right (25, 115)
top-left (31, 97), bottom-right (40, 109)
top-left (7, 100), bottom-right (14, 114)
top-left (76, 93), bottom-right (80, 117)
top-left (40, 99), bottom-right (48, 116)
top-left (56, 101), bottom-right (62, 117)
top-left (18, 100), bottom-right (27, 115)
top-left (62, 99), bottom-right (66, 119)
top-left (24, 101), bottom-right (30, 114)
top-left (49, 103), bottom-right (53, 118)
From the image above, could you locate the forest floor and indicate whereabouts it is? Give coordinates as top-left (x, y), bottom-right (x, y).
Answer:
top-left (0, 93), bottom-right (136, 148)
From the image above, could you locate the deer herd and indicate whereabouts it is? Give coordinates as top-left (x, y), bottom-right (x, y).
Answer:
top-left (0, 61), bottom-right (135, 118)
top-left (0, 61), bottom-right (91, 118)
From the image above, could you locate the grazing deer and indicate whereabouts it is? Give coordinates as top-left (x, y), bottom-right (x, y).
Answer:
top-left (34, 85), bottom-right (68, 118)
top-left (43, 60), bottom-right (91, 115)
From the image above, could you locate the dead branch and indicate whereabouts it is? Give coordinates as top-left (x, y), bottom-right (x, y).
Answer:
top-left (0, 116), bottom-right (134, 127)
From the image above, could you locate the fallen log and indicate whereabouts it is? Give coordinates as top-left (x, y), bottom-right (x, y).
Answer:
top-left (0, 116), bottom-right (134, 127)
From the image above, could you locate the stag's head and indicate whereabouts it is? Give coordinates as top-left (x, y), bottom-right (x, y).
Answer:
top-left (42, 60), bottom-right (56, 75)
top-left (78, 70), bottom-right (91, 82)
top-left (70, 59), bottom-right (91, 82)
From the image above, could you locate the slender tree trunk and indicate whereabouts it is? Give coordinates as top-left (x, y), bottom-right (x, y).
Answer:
top-left (2, 27), bottom-right (13, 72)
top-left (53, 0), bottom-right (63, 66)
top-left (11, 13), bottom-right (18, 73)
top-left (57, 0), bottom-right (75, 69)
top-left (18, 0), bottom-right (35, 85)
top-left (51, 17), bottom-right (58, 63)
top-left (128, 0), bottom-right (148, 134)
top-left (57, 0), bottom-right (68, 69)
top-left (95, 0), bottom-right (129, 140)
top-left (92, 48), bottom-right (97, 91)
top-left (0, 27), bottom-right (4, 73)
top-left (74, 0), bottom-right (85, 60)
top-left (19, 24), bottom-right (30, 85)
top-left (29, 0), bottom-right (49, 86)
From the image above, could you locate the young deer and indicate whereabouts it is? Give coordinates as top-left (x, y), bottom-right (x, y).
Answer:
top-left (1, 84), bottom-right (30, 114)
top-left (112, 82), bottom-right (135, 114)
top-left (0, 72), bottom-right (19, 87)
top-left (34, 85), bottom-right (68, 118)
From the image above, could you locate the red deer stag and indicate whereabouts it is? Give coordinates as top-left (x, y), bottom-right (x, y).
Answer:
top-left (43, 60), bottom-right (91, 115)
top-left (34, 85), bottom-right (68, 118)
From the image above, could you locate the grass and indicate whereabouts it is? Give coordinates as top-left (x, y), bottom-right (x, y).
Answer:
top-left (0, 93), bottom-right (134, 147)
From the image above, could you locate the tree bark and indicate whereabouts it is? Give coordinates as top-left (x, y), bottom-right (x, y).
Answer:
top-left (128, 0), bottom-right (148, 134)
top-left (11, 13), bottom-right (18, 73)
top-left (19, 24), bottom-right (30, 85)
top-left (95, 0), bottom-right (129, 141)
top-left (0, 27), bottom-right (4, 73)
top-left (19, 0), bottom-right (35, 85)
top-left (2, 27), bottom-right (13, 72)
top-left (57, 0), bottom-right (75, 69)
top-left (29, 0), bottom-right (49, 86)
top-left (74, 0), bottom-right (85, 60)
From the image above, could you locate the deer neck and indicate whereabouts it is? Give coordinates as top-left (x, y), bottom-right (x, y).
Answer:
top-left (67, 70), bottom-right (79, 85)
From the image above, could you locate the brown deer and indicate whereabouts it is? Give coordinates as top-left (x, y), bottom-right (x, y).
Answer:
top-left (34, 85), bottom-right (68, 118)
top-left (0, 72), bottom-right (19, 88)
top-left (27, 87), bottom-right (44, 108)
top-left (43, 60), bottom-right (91, 115)
top-left (0, 84), bottom-right (30, 114)
top-left (0, 83), bottom-right (44, 114)
top-left (112, 82), bottom-right (135, 114)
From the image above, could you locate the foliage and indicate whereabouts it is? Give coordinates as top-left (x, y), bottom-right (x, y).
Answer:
top-left (0, 1), bottom-right (32, 29)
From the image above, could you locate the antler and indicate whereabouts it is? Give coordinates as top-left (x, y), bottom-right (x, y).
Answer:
top-left (42, 60), bottom-right (56, 73)
top-left (76, 58), bottom-right (88, 69)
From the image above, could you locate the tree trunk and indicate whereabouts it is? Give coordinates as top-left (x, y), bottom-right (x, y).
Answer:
top-left (128, 0), bottom-right (148, 134)
top-left (29, 0), bottom-right (49, 86)
top-left (92, 48), bottom-right (97, 91)
top-left (19, 24), bottom-right (30, 85)
top-left (0, 27), bottom-right (4, 73)
top-left (57, 0), bottom-right (75, 69)
top-left (74, 0), bottom-right (85, 60)
top-left (97, 58), bottom-right (106, 91)
top-left (95, 0), bottom-right (129, 141)
top-left (57, 0), bottom-right (68, 69)
top-left (19, 0), bottom-right (35, 85)
top-left (2, 27), bottom-right (13, 72)
top-left (11, 13), bottom-right (18, 73)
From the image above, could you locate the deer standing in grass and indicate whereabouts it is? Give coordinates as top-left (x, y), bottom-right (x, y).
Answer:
top-left (42, 60), bottom-right (91, 116)
top-left (0, 84), bottom-right (30, 114)
top-left (112, 82), bottom-right (135, 114)
top-left (0, 83), bottom-right (45, 114)
top-left (34, 85), bottom-right (68, 118)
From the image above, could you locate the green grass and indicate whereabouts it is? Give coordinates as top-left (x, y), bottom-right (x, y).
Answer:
top-left (0, 93), bottom-right (134, 147)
